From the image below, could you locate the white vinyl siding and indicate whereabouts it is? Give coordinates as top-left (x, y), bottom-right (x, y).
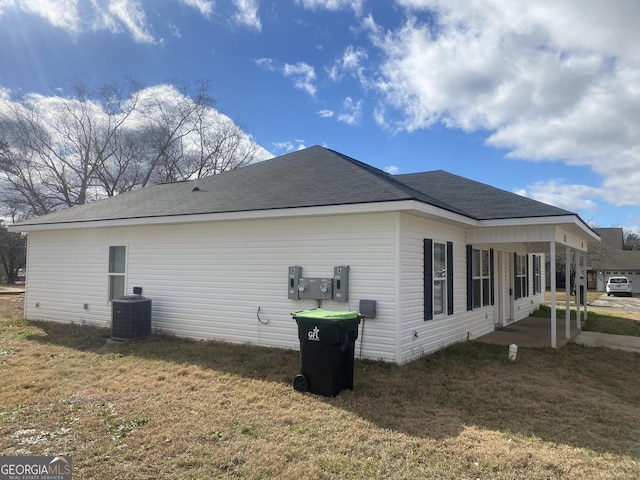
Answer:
top-left (22, 209), bottom-right (549, 364)
top-left (398, 214), bottom-right (494, 363)
top-left (24, 213), bottom-right (400, 361)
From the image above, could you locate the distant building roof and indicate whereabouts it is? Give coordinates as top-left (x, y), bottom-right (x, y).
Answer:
top-left (590, 228), bottom-right (640, 271)
top-left (593, 228), bottom-right (624, 250)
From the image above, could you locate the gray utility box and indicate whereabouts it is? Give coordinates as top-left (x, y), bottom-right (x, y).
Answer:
top-left (111, 295), bottom-right (152, 340)
top-left (288, 266), bottom-right (350, 302)
top-left (298, 277), bottom-right (333, 300)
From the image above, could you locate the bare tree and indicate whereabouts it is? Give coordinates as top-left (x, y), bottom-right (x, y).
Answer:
top-left (0, 220), bottom-right (26, 284)
top-left (623, 230), bottom-right (640, 250)
top-left (0, 80), bottom-right (266, 218)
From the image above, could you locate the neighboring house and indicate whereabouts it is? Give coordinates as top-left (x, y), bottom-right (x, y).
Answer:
top-left (10, 146), bottom-right (599, 364)
top-left (589, 228), bottom-right (640, 293)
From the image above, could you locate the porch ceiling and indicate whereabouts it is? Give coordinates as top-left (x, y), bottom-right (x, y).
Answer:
top-left (467, 219), bottom-right (599, 252)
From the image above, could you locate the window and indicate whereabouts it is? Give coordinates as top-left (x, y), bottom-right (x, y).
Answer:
top-left (514, 253), bottom-right (528, 299)
top-left (433, 242), bottom-right (446, 316)
top-left (472, 248), bottom-right (491, 308)
top-left (466, 246), bottom-right (494, 310)
top-left (424, 239), bottom-right (453, 321)
top-left (533, 255), bottom-right (541, 294)
top-left (108, 246), bottom-right (126, 301)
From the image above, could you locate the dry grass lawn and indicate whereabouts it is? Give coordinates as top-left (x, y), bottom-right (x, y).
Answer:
top-left (1, 293), bottom-right (639, 479)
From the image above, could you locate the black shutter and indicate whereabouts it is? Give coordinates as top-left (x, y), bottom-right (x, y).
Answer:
top-left (490, 248), bottom-right (495, 306)
top-left (514, 252), bottom-right (521, 299)
top-left (424, 239), bottom-right (433, 321)
top-left (466, 245), bottom-right (473, 311)
top-left (447, 241), bottom-right (454, 315)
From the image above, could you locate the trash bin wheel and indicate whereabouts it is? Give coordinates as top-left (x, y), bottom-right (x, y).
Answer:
top-left (293, 374), bottom-right (309, 393)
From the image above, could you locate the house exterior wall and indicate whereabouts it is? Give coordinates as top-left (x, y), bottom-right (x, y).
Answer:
top-left (23, 210), bottom-right (548, 364)
top-left (24, 213), bottom-right (402, 361)
top-left (397, 214), bottom-right (495, 363)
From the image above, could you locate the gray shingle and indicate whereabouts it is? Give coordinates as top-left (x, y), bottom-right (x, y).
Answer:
top-left (395, 170), bottom-right (574, 220)
top-left (14, 145), bottom-right (577, 226)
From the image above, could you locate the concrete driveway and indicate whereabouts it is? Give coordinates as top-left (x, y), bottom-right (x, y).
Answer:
top-left (590, 293), bottom-right (640, 313)
top-left (573, 293), bottom-right (640, 352)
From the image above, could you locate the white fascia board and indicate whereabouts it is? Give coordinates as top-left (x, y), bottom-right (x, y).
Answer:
top-left (478, 215), bottom-right (600, 243)
top-left (9, 200), bottom-right (476, 232)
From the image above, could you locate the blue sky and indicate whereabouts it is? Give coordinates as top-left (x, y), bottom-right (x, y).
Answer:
top-left (0, 0), bottom-right (639, 231)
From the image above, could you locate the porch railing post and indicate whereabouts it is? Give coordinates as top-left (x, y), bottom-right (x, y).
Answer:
top-left (550, 241), bottom-right (557, 348)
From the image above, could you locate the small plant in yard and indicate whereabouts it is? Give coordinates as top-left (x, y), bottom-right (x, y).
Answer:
top-left (1, 294), bottom-right (639, 479)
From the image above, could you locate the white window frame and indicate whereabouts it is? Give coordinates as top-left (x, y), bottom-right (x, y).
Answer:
top-left (108, 245), bottom-right (127, 301)
top-left (515, 253), bottom-right (527, 299)
top-left (472, 248), bottom-right (491, 308)
top-left (433, 242), bottom-right (447, 317)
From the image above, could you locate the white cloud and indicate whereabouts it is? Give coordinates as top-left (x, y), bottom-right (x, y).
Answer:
top-left (295, 0), bottom-right (363, 16)
top-left (370, 0), bottom-right (640, 209)
top-left (5, 0), bottom-right (81, 32)
top-left (0, 0), bottom-right (259, 43)
top-left (328, 45), bottom-right (368, 83)
top-left (336, 97), bottom-right (362, 125)
top-left (515, 180), bottom-right (601, 215)
top-left (385, 165), bottom-right (399, 174)
top-left (317, 109), bottom-right (334, 118)
top-left (232, 0), bottom-right (261, 31)
top-left (283, 62), bottom-right (317, 97)
top-left (180, 0), bottom-right (214, 17)
top-left (105, 0), bottom-right (156, 44)
top-left (272, 140), bottom-right (307, 152)
top-left (254, 57), bottom-right (275, 71)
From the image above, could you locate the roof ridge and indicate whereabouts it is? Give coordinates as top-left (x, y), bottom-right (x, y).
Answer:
top-left (326, 148), bottom-right (469, 216)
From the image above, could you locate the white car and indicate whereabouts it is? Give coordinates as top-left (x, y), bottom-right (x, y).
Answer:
top-left (606, 276), bottom-right (632, 297)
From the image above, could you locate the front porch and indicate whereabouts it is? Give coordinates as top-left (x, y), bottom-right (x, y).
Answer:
top-left (477, 315), bottom-right (583, 348)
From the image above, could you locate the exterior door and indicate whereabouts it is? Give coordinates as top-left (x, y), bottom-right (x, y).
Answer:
top-left (496, 251), bottom-right (514, 326)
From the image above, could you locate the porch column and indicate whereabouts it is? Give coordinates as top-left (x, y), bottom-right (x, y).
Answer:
top-left (550, 241), bottom-right (557, 348)
top-left (566, 245), bottom-right (571, 339)
top-left (581, 251), bottom-right (587, 325)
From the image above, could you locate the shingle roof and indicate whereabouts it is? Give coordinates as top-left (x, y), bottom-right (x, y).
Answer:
top-left (14, 145), bottom-right (577, 227)
top-left (395, 170), bottom-right (573, 220)
top-left (593, 228), bottom-right (624, 250)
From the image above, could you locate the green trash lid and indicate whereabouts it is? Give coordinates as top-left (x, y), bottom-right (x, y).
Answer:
top-left (292, 308), bottom-right (360, 320)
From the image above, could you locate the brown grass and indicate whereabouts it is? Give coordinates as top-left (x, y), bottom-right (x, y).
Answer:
top-left (1, 293), bottom-right (639, 479)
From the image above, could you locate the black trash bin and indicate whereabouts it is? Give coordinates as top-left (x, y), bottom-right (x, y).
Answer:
top-left (578, 285), bottom-right (586, 305)
top-left (292, 308), bottom-right (361, 397)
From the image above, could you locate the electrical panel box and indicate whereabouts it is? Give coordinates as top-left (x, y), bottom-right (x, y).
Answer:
top-left (359, 299), bottom-right (376, 318)
top-left (298, 277), bottom-right (333, 300)
top-left (288, 266), bottom-right (349, 302)
top-left (333, 266), bottom-right (349, 302)
top-left (288, 266), bottom-right (302, 300)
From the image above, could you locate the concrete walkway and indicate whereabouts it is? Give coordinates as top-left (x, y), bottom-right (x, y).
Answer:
top-left (477, 315), bottom-right (640, 353)
top-left (477, 316), bottom-right (581, 348)
top-left (574, 331), bottom-right (640, 353)
top-left (0, 285), bottom-right (25, 295)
